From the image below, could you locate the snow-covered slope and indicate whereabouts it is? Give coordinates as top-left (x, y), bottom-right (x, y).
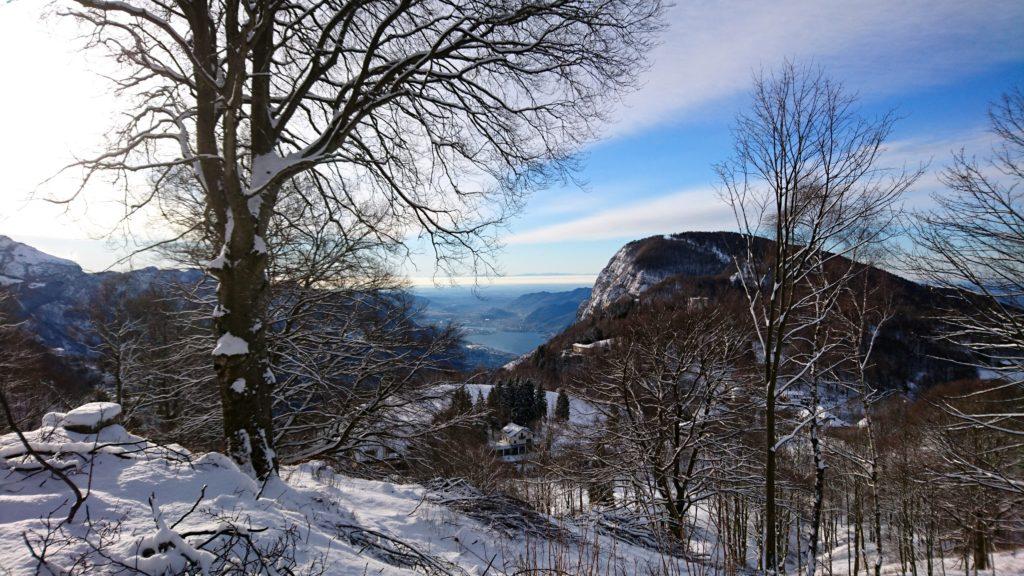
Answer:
top-left (0, 235), bottom-right (82, 284)
top-left (0, 404), bottom-right (692, 575)
top-left (577, 232), bottom-right (746, 319)
top-left (459, 383), bottom-right (599, 426)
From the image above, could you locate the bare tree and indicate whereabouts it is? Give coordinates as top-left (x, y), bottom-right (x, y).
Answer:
top-left (85, 280), bottom-right (157, 411)
top-left (270, 291), bottom-right (465, 465)
top-left (716, 62), bottom-right (917, 573)
top-left (910, 85), bottom-right (1024, 496)
top-left (574, 307), bottom-right (746, 544)
top-left (833, 274), bottom-right (896, 576)
top-left (55, 0), bottom-right (663, 477)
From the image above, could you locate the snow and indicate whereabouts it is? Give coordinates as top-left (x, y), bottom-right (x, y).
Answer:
top-left (572, 338), bottom-right (615, 353)
top-left (253, 235), bottom-right (267, 255)
top-left (250, 152), bottom-right (301, 193)
top-left (0, 235), bottom-right (81, 279)
top-left (206, 245), bottom-right (228, 270)
top-left (0, 406), bottom-right (701, 575)
top-left (41, 411), bottom-right (66, 428)
top-left (501, 354), bottom-right (527, 370)
top-left (247, 192), bottom-right (263, 217)
top-left (4, 400), bottom-right (1024, 575)
top-left (131, 495), bottom-right (216, 574)
top-left (212, 332), bottom-right (249, 356)
top-left (61, 402), bottom-right (121, 432)
top-left (578, 233), bottom-right (740, 319)
top-left (795, 405), bottom-right (847, 428)
top-left (501, 422), bottom-right (528, 436)
top-left (230, 378), bottom-right (247, 393)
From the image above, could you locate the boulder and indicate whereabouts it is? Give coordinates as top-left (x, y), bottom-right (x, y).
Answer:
top-left (62, 402), bottom-right (122, 434)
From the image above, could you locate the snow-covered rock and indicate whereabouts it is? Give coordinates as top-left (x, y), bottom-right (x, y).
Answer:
top-left (577, 232), bottom-right (746, 319)
top-left (61, 402), bottom-right (122, 433)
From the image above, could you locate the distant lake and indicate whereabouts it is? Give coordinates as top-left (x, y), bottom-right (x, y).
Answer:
top-left (463, 330), bottom-right (549, 355)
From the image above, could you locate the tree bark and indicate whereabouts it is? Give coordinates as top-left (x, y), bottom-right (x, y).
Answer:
top-left (214, 252), bottom-right (275, 478)
top-left (806, 405), bottom-right (825, 576)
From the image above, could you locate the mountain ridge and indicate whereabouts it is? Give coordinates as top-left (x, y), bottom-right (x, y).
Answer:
top-left (512, 230), bottom-right (972, 392)
top-left (0, 236), bottom-right (204, 355)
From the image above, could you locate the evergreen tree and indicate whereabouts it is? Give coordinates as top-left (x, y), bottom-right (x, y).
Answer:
top-left (535, 385), bottom-right (548, 422)
top-left (510, 379), bottom-right (531, 426)
top-left (486, 379), bottom-right (551, 427)
top-left (449, 386), bottom-right (473, 416)
top-left (555, 389), bottom-right (571, 421)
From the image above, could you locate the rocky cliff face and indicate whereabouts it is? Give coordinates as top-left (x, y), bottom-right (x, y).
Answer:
top-left (577, 232), bottom-right (747, 319)
top-left (515, 231), bottom-right (973, 392)
top-left (0, 236), bottom-right (203, 355)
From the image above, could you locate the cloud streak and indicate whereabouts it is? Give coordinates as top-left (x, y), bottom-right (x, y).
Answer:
top-left (611, 0), bottom-right (1024, 136)
top-left (510, 123), bottom-right (1003, 246)
top-left (506, 187), bottom-right (735, 244)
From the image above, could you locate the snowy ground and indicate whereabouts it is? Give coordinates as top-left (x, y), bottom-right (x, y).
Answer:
top-left (3, 403), bottom-right (1021, 575)
top-left (0, 403), bottom-right (690, 575)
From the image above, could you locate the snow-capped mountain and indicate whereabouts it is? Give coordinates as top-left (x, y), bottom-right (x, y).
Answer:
top-left (516, 231), bottom-right (974, 392)
top-left (0, 236), bottom-right (203, 355)
top-left (0, 235), bottom-right (83, 286)
top-left (577, 231), bottom-right (748, 319)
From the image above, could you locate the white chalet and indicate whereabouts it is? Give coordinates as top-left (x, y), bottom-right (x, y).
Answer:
top-left (491, 423), bottom-right (534, 460)
top-left (353, 442), bottom-right (404, 464)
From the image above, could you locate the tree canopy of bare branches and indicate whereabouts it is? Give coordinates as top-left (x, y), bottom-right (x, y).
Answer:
top-left (57, 0), bottom-right (663, 477)
top-left (910, 85), bottom-right (1024, 496)
top-left (716, 62), bottom-right (918, 574)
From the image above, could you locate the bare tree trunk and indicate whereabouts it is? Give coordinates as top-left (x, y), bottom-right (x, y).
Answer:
top-left (807, 404), bottom-right (826, 576)
top-left (867, 418), bottom-right (884, 576)
top-left (972, 521), bottom-right (989, 572)
top-left (766, 368), bottom-right (780, 573)
top-left (214, 255), bottom-right (276, 478)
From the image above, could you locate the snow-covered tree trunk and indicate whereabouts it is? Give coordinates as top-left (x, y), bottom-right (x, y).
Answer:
top-left (805, 385), bottom-right (825, 576)
top-left (211, 240), bottom-right (275, 476)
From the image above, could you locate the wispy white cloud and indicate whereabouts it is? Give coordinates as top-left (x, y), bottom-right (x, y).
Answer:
top-left (882, 127), bottom-right (1005, 205)
top-left (510, 123), bottom-right (1003, 245)
top-left (408, 274), bottom-right (597, 287)
top-left (611, 0), bottom-right (1024, 135)
top-left (506, 187), bottom-right (735, 244)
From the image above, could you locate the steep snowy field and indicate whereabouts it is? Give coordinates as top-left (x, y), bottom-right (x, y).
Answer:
top-left (4, 402), bottom-right (1023, 575)
top-left (0, 403), bottom-right (688, 575)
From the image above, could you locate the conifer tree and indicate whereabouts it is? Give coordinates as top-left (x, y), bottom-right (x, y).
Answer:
top-left (555, 389), bottom-right (571, 422)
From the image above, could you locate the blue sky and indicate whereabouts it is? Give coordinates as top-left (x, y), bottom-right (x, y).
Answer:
top-left (467, 0), bottom-right (1024, 279)
top-left (477, 60), bottom-right (1024, 279)
top-left (2, 0), bottom-right (1023, 283)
